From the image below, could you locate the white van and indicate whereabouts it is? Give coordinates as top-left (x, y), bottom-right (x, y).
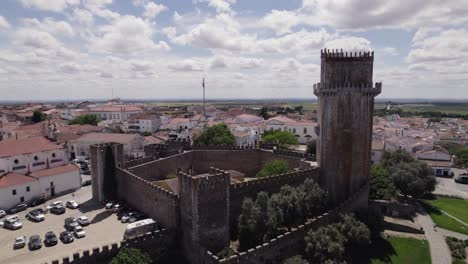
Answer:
top-left (123, 219), bottom-right (157, 240)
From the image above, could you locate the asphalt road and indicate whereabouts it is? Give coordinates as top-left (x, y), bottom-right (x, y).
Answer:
top-left (0, 185), bottom-right (127, 264)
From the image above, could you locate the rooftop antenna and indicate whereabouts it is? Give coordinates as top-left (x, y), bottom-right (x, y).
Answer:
top-left (202, 77), bottom-right (207, 130)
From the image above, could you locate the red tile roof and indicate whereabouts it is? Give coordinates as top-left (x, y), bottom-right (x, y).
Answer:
top-left (0, 172), bottom-right (36, 188)
top-left (30, 164), bottom-right (79, 178)
top-left (0, 137), bottom-right (63, 158)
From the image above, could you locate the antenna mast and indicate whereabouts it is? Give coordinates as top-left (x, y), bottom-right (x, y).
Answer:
top-left (202, 77), bottom-right (207, 130)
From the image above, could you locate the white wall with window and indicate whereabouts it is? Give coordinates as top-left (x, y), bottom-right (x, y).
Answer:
top-left (0, 175), bottom-right (40, 210)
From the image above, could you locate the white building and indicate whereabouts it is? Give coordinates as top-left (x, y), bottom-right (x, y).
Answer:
top-left (0, 137), bottom-right (80, 210)
top-left (71, 132), bottom-right (145, 160)
top-left (84, 105), bottom-right (143, 121)
top-left (162, 118), bottom-right (194, 141)
top-left (371, 140), bottom-right (385, 164)
top-left (265, 115), bottom-right (318, 144)
top-left (124, 113), bottom-right (161, 133)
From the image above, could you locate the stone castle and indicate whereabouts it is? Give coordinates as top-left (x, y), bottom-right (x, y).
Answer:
top-left (89, 50), bottom-right (382, 264)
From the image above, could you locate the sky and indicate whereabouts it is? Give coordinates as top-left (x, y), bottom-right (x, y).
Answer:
top-left (0, 0), bottom-right (467, 101)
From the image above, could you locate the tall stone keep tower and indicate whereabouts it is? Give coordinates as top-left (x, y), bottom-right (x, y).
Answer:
top-left (314, 49), bottom-right (382, 205)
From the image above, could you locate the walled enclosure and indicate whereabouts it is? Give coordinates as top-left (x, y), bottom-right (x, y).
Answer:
top-left (127, 149), bottom-right (309, 182)
top-left (112, 149), bottom-right (315, 230)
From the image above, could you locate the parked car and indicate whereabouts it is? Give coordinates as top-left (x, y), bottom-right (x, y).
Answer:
top-left (0, 210), bottom-right (6, 218)
top-left (28, 235), bottom-right (42, 250)
top-left (9, 203), bottom-right (28, 214)
top-left (121, 212), bottom-right (136, 223)
top-left (65, 217), bottom-right (80, 231)
top-left (50, 206), bottom-right (66, 215)
top-left (26, 209), bottom-right (45, 222)
top-left (77, 216), bottom-right (90, 226)
top-left (74, 226), bottom-right (85, 238)
top-left (60, 231), bottom-right (74, 243)
top-left (47, 201), bottom-right (63, 210)
top-left (44, 231), bottom-right (58, 246)
top-left (105, 201), bottom-right (114, 209)
top-left (13, 236), bottom-right (26, 249)
top-left (455, 174), bottom-right (468, 184)
top-left (29, 197), bottom-right (45, 207)
top-left (4, 216), bottom-right (22, 230)
top-left (112, 204), bottom-right (121, 213)
top-left (66, 200), bottom-right (79, 209)
top-left (82, 179), bottom-right (92, 186)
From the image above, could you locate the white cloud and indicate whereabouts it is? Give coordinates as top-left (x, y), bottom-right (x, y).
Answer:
top-left (91, 15), bottom-right (170, 54)
top-left (59, 62), bottom-right (81, 73)
top-left (0, 16), bottom-right (11, 29)
top-left (196, 0), bottom-right (236, 14)
top-left (168, 60), bottom-right (203, 72)
top-left (407, 29), bottom-right (468, 64)
top-left (143, 2), bottom-right (167, 19)
top-left (210, 56), bottom-right (227, 69)
top-left (21, 18), bottom-right (74, 37)
top-left (14, 28), bottom-right (61, 49)
top-left (261, 10), bottom-right (301, 35)
top-left (20, 0), bottom-right (79, 12)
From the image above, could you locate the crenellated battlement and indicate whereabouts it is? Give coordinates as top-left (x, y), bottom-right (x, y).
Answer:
top-left (321, 48), bottom-right (374, 60)
top-left (120, 168), bottom-right (178, 200)
top-left (192, 145), bottom-right (257, 151)
top-left (313, 82), bottom-right (382, 96)
top-left (230, 168), bottom-right (318, 190)
top-left (47, 229), bottom-right (176, 264)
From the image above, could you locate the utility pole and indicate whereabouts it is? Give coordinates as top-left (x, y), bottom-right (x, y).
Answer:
top-left (202, 77), bottom-right (207, 130)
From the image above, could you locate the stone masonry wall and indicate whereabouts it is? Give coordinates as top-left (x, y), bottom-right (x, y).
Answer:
top-left (203, 184), bottom-right (369, 264)
top-left (116, 168), bottom-right (179, 228)
top-left (127, 149), bottom-right (306, 182)
top-left (47, 229), bottom-right (176, 264)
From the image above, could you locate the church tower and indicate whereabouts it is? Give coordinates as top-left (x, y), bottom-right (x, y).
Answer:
top-left (314, 49), bottom-right (382, 205)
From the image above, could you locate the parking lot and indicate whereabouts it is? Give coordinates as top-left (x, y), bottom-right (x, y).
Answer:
top-left (435, 168), bottom-right (468, 199)
top-left (0, 184), bottom-right (127, 264)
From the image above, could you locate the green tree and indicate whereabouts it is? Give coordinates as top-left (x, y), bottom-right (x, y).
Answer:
top-left (305, 225), bottom-right (346, 263)
top-left (256, 160), bottom-right (290, 178)
top-left (31, 110), bottom-right (46, 123)
top-left (337, 214), bottom-right (371, 251)
top-left (110, 247), bottom-right (151, 264)
top-left (306, 140), bottom-right (316, 156)
top-left (262, 130), bottom-right (299, 149)
top-left (381, 149), bottom-right (436, 198)
top-left (283, 255), bottom-right (309, 264)
top-left (390, 161), bottom-right (436, 197)
top-left (193, 123), bottom-right (235, 146)
top-left (301, 178), bottom-right (326, 216)
top-left (369, 165), bottom-right (397, 200)
top-left (69, 114), bottom-right (99, 125)
top-left (265, 193), bottom-right (284, 240)
top-left (238, 198), bottom-right (261, 251)
top-left (259, 107), bottom-right (270, 119)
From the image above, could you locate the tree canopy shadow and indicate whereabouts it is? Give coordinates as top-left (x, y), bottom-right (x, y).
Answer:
top-left (350, 236), bottom-right (396, 264)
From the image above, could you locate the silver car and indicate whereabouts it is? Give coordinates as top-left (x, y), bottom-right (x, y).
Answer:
top-left (13, 236), bottom-right (26, 249)
top-left (4, 218), bottom-right (22, 230)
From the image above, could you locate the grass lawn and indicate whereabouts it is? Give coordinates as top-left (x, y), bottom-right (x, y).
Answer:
top-left (421, 202), bottom-right (468, 235)
top-left (354, 236), bottom-right (431, 264)
top-left (424, 196), bottom-right (468, 224)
